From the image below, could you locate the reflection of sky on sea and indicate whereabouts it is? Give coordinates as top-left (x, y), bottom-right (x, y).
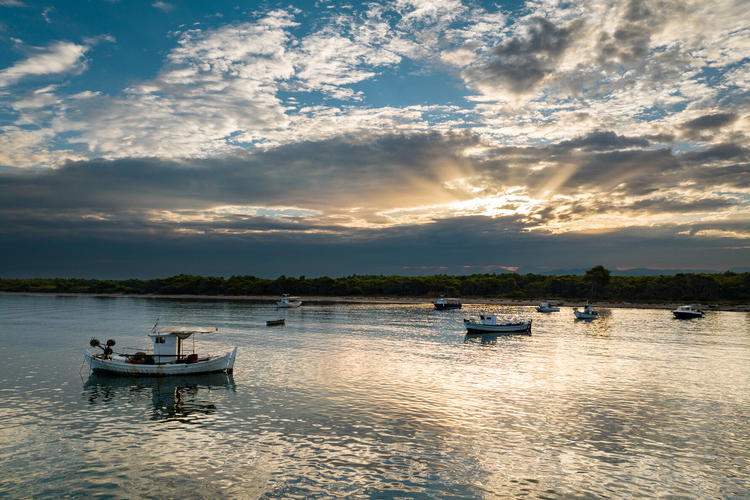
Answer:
top-left (0, 295), bottom-right (749, 498)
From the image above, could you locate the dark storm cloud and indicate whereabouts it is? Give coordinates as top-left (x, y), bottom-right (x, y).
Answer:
top-left (556, 131), bottom-right (651, 151)
top-left (679, 113), bottom-right (741, 141)
top-left (681, 143), bottom-right (749, 165)
top-left (571, 148), bottom-right (678, 192)
top-left (245, 131), bottom-right (481, 204)
top-left (2, 138), bottom-right (744, 239)
top-left (463, 17), bottom-right (580, 94)
top-left (511, 139), bottom-right (748, 198)
top-left (508, 143), bottom-right (680, 197)
top-left (533, 196), bottom-right (737, 223)
top-left (697, 164), bottom-right (750, 188)
top-left (681, 113), bottom-right (739, 132)
top-left (1, 214), bottom-right (745, 279)
top-left (1, 131), bottom-right (748, 278)
top-left (625, 197), bottom-right (736, 213)
top-left (0, 131), bottom-right (483, 216)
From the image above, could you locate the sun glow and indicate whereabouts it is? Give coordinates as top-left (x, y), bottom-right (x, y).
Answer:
top-left (379, 193), bottom-right (544, 225)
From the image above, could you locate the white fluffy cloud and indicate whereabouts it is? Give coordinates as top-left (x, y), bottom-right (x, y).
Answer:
top-left (1, 0), bottom-right (749, 169)
top-left (0, 41), bottom-right (89, 88)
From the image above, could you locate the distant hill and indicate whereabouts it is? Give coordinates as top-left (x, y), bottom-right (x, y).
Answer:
top-left (515, 267), bottom-right (749, 276)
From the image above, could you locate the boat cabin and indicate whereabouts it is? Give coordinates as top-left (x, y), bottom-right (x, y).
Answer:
top-left (148, 326), bottom-right (218, 363)
top-left (674, 305), bottom-right (696, 313)
top-left (436, 298), bottom-right (460, 305)
top-left (434, 297), bottom-right (462, 310)
top-left (477, 314), bottom-right (499, 325)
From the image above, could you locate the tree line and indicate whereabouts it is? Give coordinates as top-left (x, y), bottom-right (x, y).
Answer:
top-left (1, 266), bottom-right (748, 302)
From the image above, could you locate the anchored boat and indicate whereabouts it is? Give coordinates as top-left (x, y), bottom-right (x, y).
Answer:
top-left (84, 322), bottom-right (237, 376)
top-left (463, 315), bottom-right (532, 334)
top-left (276, 295), bottom-right (302, 308)
top-left (672, 305), bottom-right (704, 319)
top-left (573, 302), bottom-right (599, 320)
top-left (434, 297), bottom-right (462, 310)
top-left (536, 301), bottom-right (560, 312)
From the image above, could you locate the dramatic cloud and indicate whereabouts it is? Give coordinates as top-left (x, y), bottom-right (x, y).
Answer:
top-left (0, 0), bottom-right (748, 277)
top-left (2, 130), bottom-right (747, 233)
top-left (556, 131), bottom-right (651, 152)
top-left (464, 17), bottom-right (579, 95)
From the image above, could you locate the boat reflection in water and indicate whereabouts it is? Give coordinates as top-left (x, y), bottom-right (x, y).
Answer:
top-left (464, 332), bottom-right (502, 345)
top-left (84, 373), bottom-right (235, 422)
top-left (464, 332), bottom-right (533, 345)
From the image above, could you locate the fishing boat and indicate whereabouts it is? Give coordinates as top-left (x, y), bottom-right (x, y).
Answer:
top-left (266, 319), bottom-right (286, 326)
top-left (463, 315), bottom-right (532, 334)
top-left (536, 301), bottom-right (560, 312)
top-left (276, 295), bottom-right (302, 308)
top-left (84, 322), bottom-right (237, 376)
top-left (672, 305), bottom-right (704, 319)
top-left (573, 302), bottom-right (599, 320)
top-left (434, 297), bottom-right (462, 310)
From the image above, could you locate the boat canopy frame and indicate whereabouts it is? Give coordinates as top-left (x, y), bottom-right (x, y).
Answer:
top-left (156, 326), bottom-right (218, 339)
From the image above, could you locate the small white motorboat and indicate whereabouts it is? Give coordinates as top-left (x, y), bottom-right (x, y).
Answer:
top-left (463, 315), bottom-right (532, 334)
top-left (536, 301), bottom-right (560, 312)
top-left (276, 295), bottom-right (302, 308)
top-left (434, 297), bottom-right (462, 310)
top-left (84, 322), bottom-right (237, 376)
top-left (573, 302), bottom-right (599, 320)
top-left (672, 305), bottom-right (704, 319)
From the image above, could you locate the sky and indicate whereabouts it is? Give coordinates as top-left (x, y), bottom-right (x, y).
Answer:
top-left (0, 0), bottom-right (749, 279)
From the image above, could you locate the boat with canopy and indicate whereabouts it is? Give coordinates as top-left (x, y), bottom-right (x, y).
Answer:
top-left (84, 321), bottom-right (237, 376)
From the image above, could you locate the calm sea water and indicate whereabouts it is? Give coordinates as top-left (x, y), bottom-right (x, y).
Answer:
top-left (1, 294), bottom-right (749, 499)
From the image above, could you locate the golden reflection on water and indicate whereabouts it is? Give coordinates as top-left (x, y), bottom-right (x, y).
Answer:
top-left (1, 297), bottom-right (749, 498)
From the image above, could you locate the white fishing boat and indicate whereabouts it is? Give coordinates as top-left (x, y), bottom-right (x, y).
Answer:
top-left (434, 297), bottom-right (462, 310)
top-left (276, 295), bottom-right (302, 308)
top-left (84, 322), bottom-right (237, 376)
top-left (573, 302), bottom-right (599, 319)
top-left (536, 301), bottom-right (560, 312)
top-left (672, 305), bottom-right (704, 319)
top-left (463, 315), bottom-right (532, 334)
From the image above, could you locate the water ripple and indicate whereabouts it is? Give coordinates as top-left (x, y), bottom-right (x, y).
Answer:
top-left (1, 297), bottom-right (749, 498)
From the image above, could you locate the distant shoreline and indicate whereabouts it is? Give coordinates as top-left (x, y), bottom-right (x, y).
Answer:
top-left (2, 292), bottom-right (748, 312)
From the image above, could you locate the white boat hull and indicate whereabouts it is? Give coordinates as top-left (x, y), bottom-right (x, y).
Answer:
top-left (464, 320), bottom-right (532, 334)
top-left (276, 299), bottom-right (302, 308)
top-left (84, 347), bottom-right (237, 376)
top-left (574, 310), bottom-right (598, 320)
top-left (536, 306), bottom-right (560, 312)
top-left (672, 306), bottom-right (704, 319)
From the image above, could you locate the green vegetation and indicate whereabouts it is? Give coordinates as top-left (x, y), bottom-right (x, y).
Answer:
top-left (1, 267), bottom-right (748, 302)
